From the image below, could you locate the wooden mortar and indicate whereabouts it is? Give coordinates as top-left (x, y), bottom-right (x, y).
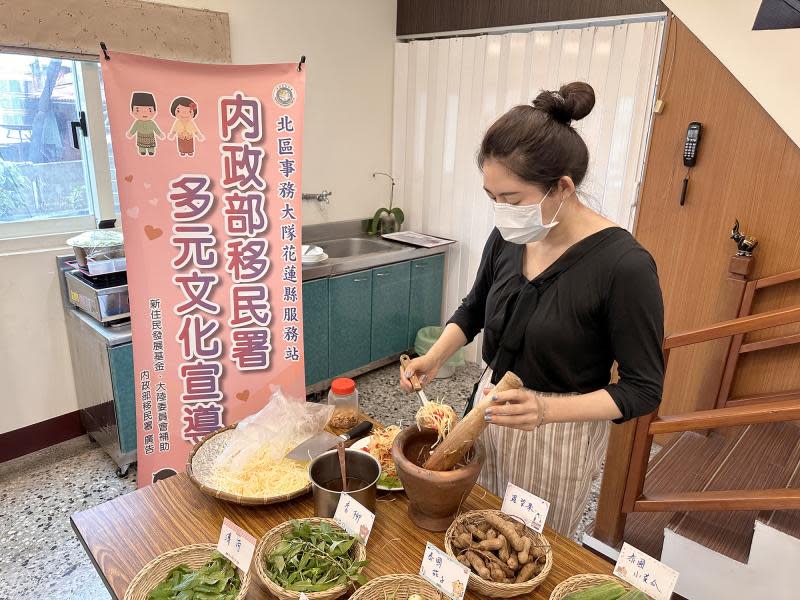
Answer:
top-left (423, 370), bottom-right (523, 471)
top-left (392, 426), bottom-right (485, 531)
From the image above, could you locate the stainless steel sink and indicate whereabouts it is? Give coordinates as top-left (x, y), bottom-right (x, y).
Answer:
top-left (317, 236), bottom-right (401, 258)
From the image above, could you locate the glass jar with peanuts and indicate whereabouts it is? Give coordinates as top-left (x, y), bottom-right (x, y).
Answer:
top-left (328, 378), bottom-right (359, 429)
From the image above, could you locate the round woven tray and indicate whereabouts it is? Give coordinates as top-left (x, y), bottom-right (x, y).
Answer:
top-left (123, 543), bottom-right (250, 600)
top-left (444, 510), bottom-right (552, 598)
top-left (255, 518), bottom-right (368, 600)
top-left (548, 574), bottom-right (632, 600)
top-left (186, 424), bottom-right (312, 505)
top-left (349, 574), bottom-right (442, 600)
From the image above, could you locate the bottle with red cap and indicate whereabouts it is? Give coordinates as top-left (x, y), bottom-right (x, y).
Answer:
top-left (328, 377), bottom-right (359, 429)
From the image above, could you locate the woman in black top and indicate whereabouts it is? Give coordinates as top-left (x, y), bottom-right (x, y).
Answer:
top-left (400, 82), bottom-right (664, 536)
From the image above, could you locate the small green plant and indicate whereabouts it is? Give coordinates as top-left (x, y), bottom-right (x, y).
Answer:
top-left (369, 171), bottom-right (404, 235)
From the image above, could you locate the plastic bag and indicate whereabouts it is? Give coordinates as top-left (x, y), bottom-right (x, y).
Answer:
top-left (66, 229), bottom-right (125, 267)
top-left (214, 388), bottom-right (333, 472)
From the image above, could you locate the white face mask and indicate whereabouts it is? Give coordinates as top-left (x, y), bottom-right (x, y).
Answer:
top-left (493, 189), bottom-right (564, 244)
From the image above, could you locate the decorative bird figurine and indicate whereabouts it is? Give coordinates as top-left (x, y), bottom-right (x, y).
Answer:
top-left (731, 219), bottom-right (758, 256)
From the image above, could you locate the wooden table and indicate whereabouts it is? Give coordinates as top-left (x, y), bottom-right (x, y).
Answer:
top-left (72, 472), bottom-right (612, 599)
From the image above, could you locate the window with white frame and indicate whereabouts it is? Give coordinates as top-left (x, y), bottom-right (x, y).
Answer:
top-left (0, 52), bottom-right (118, 239)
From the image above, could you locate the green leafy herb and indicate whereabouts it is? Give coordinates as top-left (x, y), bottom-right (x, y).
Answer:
top-left (378, 473), bottom-right (402, 489)
top-left (147, 551), bottom-right (241, 600)
top-left (265, 520), bottom-right (368, 592)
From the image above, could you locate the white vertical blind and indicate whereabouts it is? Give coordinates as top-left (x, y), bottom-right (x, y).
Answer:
top-left (392, 17), bottom-right (665, 362)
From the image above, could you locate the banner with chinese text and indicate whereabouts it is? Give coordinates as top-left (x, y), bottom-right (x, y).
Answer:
top-left (101, 52), bottom-right (305, 486)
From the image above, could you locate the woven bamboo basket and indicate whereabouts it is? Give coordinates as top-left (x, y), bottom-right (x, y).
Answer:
top-left (123, 543), bottom-right (250, 600)
top-left (349, 574), bottom-right (442, 600)
top-left (548, 574), bottom-right (633, 600)
top-left (255, 518), bottom-right (368, 600)
top-left (186, 424), bottom-right (312, 505)
top-left (444, 510), bottom-right (552, 598)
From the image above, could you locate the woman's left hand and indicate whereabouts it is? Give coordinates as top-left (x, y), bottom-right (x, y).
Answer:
top-left (483, 388), bottom-right (543, 431)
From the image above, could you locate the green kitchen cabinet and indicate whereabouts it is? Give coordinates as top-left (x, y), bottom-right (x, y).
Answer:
top-left (371, 261), bottom-right (411, 361)
top-left (408, 254), bottom-right (445, 347)
top-left (108, 343), bottom-right (137, 455)
top-left (302, 278), bottom-right (329, 386)
top-left (329, 269), bottom-right (373, 377)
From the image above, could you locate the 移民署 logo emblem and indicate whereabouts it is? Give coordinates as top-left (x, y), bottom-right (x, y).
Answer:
top-left (273, 83), bottom-right (296, 107)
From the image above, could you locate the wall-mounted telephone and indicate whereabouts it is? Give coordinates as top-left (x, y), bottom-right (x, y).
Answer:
top-left (680, 121), bottom-right (702, 206)
top-left (683, 122), bottom-right (702, 167)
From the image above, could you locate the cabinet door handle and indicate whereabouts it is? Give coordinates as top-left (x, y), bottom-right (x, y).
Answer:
top-left (414, 263), bottom-right (427, 268)
top-left (352, 277), bottom-right (368, 282)
top-left (376, 272), bottom-right (388, 277)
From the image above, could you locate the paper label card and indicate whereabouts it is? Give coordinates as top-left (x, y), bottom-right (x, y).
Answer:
top-left (419, 542), bottom-right (470, 600)
top-left (500, 482), bottom-right (550, 533)
top-left (216, 517), bottom-right (256, 572)
top-left (333, 493), bottom-right (375, 545)
top-left (299, 594), bottom-right (309, 600)
top-left (613, 542), bottom-right (679, 600)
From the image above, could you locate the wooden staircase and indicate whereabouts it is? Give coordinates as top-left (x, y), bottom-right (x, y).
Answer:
top-left (622, 422), bottom-right (800, 563)
top-left (584, 257), bottom-right (800, 597)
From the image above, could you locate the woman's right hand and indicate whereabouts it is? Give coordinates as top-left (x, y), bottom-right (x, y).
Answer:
top-left (399, 354), bottom-right (441, 392)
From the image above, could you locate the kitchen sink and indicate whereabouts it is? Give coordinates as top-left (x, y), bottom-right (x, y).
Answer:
top-left (317, 236), bottom-right (401, 258)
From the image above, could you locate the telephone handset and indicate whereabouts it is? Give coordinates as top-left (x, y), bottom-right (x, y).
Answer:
top-left (683, 122), bottom-right (702, 167)
top-left (680, 122), bottom-right (702, 206)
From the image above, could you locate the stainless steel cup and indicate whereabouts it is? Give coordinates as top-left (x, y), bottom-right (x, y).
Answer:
top-left (308, 448), bottom-right (380, 517)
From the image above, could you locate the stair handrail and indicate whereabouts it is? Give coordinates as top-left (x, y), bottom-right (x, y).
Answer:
top-left (663, 304), bottom-right (800, 350)
top-left (593, 303), bottom-right (800, 547)
top-left (648, 398), bottom-right (800, 435)
top-left (715, 268), bottom-right (800, 410)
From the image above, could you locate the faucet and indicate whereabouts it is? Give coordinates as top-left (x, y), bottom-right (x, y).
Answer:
top-left (302, 190), bottom-right (332, 204)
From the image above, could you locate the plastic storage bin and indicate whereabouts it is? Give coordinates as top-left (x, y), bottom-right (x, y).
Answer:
top-left (414, 326), bottom-right (465, 379)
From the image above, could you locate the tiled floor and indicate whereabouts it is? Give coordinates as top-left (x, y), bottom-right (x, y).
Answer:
top-left (0, 362), bottom-right (610, 599)
top-left (0, 435), bottom-right (136, 600)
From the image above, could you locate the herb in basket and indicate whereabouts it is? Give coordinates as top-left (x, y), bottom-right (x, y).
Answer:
top-left (266, 520), bottom-right (368, 592)
top-left (147, 551), bottom-right (241, 600)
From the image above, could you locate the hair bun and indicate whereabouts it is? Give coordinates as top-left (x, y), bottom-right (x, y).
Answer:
top-left (532, 81), bottom-right (595, 125)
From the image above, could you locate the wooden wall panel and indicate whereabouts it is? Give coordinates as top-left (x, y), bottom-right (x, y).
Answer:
top-left (634, 17), bottom-right (800, 419)
top-left (396, 0), bottom-right (666, 36)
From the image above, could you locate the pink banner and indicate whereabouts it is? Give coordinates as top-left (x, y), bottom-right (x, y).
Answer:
top-left (101, 52), bottom-right (306, 486)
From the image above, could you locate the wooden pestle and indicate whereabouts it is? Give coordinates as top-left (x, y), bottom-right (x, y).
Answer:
top-left (423, 370), bottom-right (524, 471)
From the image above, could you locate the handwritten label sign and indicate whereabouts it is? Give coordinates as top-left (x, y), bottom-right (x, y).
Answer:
top-left (501, 482), bottom-right (550, 533)
top-left (216, 517), bottom-right (256, 572)
top-left (299, 594), bottom-right (309, 600)
top-left (614, 542), bottom-right (679, 600)
top-left (419, 542), bottom-right (470, 600)
top-left (333, 493), bottom-right (375, 545)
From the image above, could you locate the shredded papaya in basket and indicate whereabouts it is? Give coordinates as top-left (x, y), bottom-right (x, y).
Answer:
top-left (210, 444), bottom-right (309, 498)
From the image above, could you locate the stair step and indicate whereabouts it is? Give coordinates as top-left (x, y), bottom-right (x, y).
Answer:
top-left (668, 422), bottom-right (800, 562)
top-left (622, 428), bottom-right (744, 558)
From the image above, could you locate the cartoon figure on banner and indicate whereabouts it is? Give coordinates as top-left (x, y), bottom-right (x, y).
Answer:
top-left (126, 92), bottom-right (165, 156)
top-left (168, 96), bottom-right (205, 157)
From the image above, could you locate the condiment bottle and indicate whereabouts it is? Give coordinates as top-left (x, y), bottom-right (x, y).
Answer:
top-left (328, 378), bottom-right (359, 429)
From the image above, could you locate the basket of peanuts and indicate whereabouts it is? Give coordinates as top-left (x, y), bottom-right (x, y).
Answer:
top-left (444, 509), bottom-right (552, 598)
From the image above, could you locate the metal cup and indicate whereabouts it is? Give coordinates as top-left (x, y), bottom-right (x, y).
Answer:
top-left (308, 448), bottom-right (380, 517)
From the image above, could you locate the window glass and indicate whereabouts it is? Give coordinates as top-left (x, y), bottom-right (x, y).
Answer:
top-left (0, 53), bottom-right (93, 223)
top-left (97, 69), bottom-right (120, 213)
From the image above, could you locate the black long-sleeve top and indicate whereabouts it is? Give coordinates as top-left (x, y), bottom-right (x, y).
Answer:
top-left (448, 227), bottom-right (664, 422)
